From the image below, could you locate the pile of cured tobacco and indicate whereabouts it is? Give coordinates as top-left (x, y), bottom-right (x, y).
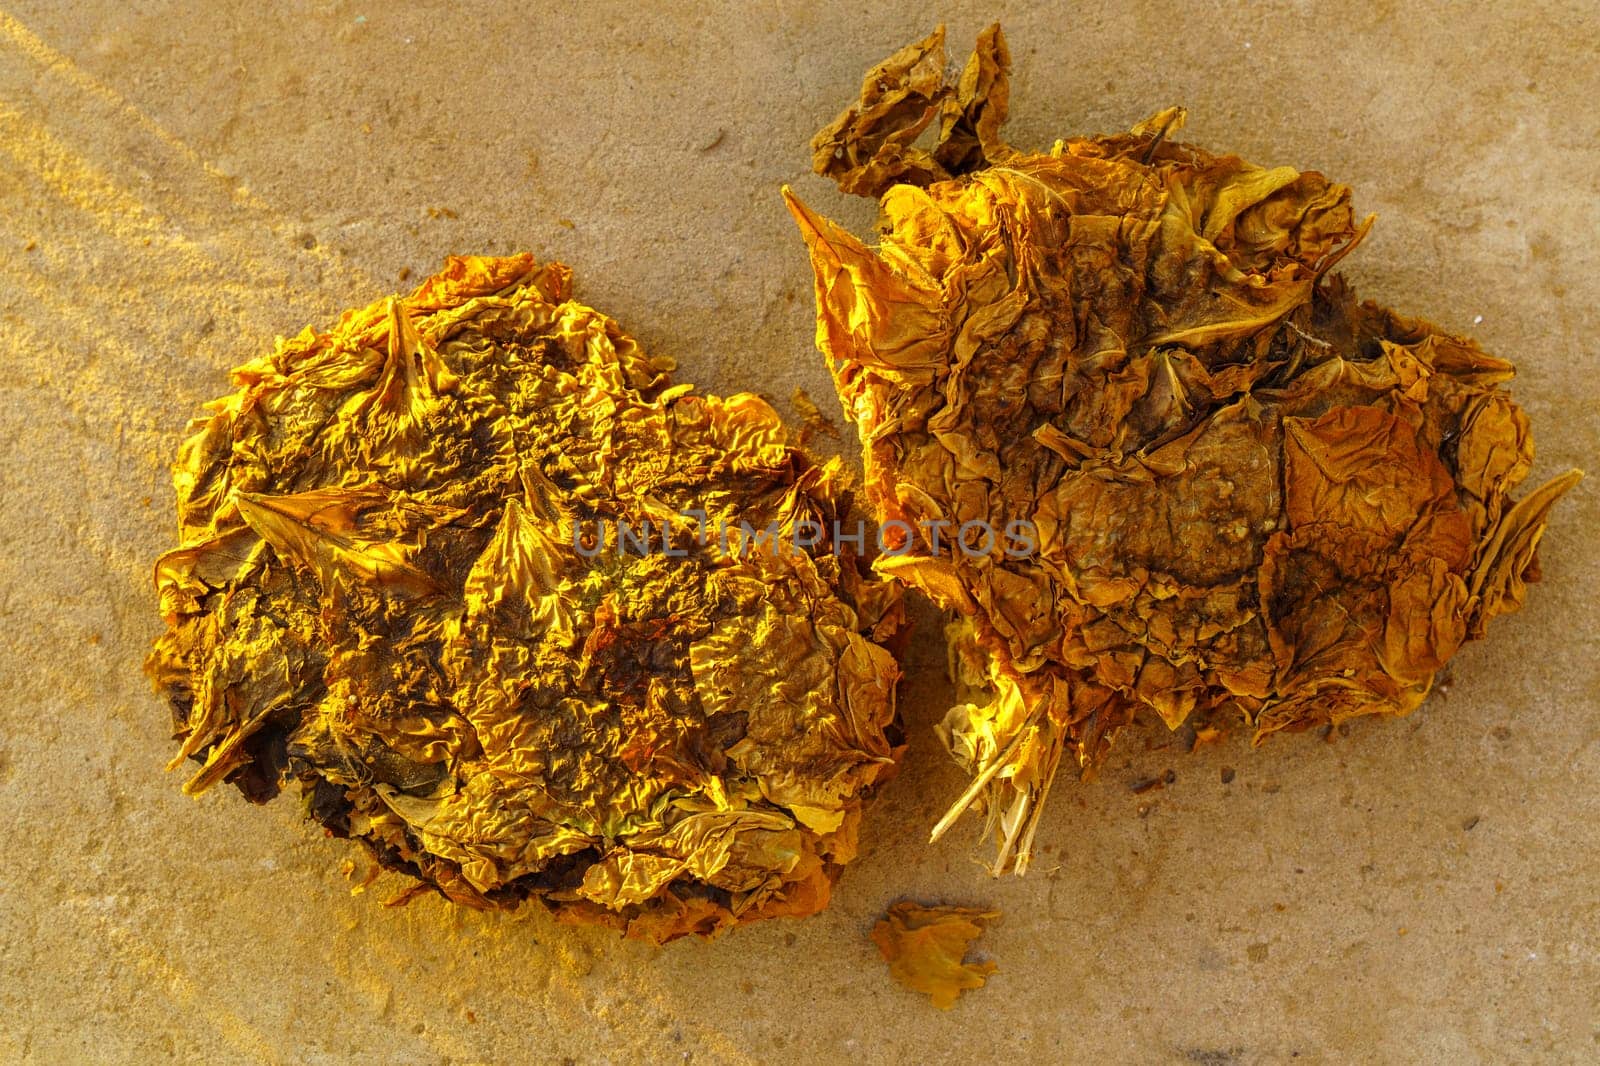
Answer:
top-left (147, 255), bottom-right (905, 941)
top-left (788, 24), bottom-right (1580, 872)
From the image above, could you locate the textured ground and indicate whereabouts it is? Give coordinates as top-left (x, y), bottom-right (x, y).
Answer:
top-left (1, 2), bottom-right (1596, 1063)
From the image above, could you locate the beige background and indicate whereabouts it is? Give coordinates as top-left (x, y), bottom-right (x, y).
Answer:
top-left (1, 2), bottom-right (1596, 1063)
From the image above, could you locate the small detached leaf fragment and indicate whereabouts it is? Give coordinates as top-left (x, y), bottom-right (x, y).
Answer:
top-left (871, 901), bottom-right (999, 1009)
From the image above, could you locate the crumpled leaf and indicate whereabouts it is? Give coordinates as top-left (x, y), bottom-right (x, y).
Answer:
top-left (870, 901), bottom-right (999, 1009)
top-left (810, 23), bottom-right (1014, 200)
top-left (792, 24), bottom-right (1582, 874)
top-left (146, 254), bottom-right (906, 942)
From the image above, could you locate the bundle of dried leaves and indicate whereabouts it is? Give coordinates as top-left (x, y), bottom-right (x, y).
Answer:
top-left (789, 25), bottom-right (1580, 873)
top-left (146, 255), bottom-right (905, 941)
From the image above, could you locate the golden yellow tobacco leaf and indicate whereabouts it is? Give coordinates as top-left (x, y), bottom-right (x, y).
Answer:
top-left (146, 254), bottom-right (907, 942)
top-left (870, 901), bottom-right (999, 1009)
top-left (791, 24), bottom-right (1581, 874)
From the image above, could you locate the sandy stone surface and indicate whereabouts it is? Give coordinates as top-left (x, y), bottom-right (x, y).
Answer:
top-left (1, 2), bottom-right (1595, 1063)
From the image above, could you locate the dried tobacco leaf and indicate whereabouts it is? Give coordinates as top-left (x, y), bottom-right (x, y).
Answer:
top-left (870, 901), bottom-right (999, 1010)
top-left (146, 254), bottom-right (907, 942)
top-left (790, 24), bottom-right (1581, 874)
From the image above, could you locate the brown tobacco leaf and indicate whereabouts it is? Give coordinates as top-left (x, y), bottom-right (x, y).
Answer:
top-left (791, 24), bottom-right (1582, 874)
top-left (810, 24), bottom-right (1012, 199)
top-left (146, 254), bottom-right (907, 942)
top-left (871, 901), bottom-right (999, 1009)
